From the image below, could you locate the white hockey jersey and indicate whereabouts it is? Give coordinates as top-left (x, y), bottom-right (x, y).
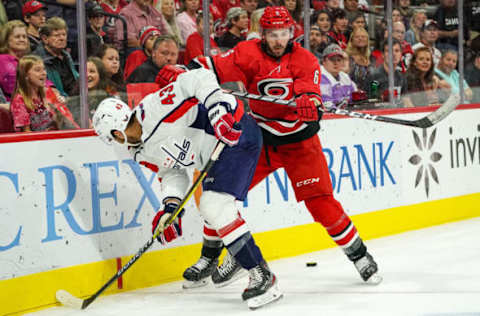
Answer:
top-left (129, 68), bottom-right (240, 201)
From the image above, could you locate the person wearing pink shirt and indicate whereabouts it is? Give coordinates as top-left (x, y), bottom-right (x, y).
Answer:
top-left (115, 0), bottom-right (169, 49)
top-left (176, 0), bottom-right (199, 44)
top-left (0, 20), bottom-right (30, 102)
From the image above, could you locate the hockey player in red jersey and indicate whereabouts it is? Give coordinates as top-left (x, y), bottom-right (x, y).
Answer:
top-left (175, 6), bottom-right (382, 288)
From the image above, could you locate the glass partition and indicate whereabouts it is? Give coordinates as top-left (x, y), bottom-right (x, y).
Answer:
top-left (0, 0), bottom-right (476, 136)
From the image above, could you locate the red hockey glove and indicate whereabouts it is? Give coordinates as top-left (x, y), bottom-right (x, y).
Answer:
top-left (295, 94), bottom-right (322, 122)
top-left (155, 65), bottom-right (186, 88)
top-left (152, 202), bottom-right (184, 244)
top-left (208, 102), bottom-right (242, 147)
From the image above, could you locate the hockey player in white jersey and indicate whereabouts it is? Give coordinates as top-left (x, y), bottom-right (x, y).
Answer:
top-left (92, 67), bottom-right (282, 310)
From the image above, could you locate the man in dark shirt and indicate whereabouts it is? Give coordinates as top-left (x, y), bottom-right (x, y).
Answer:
top-left (33, 17), bottom-right (79, 97)
top-left (367, 39), bottom-right (407, 105)
top-left (216, 7), bottom-right (248, 50)
top-left (127, 35), bottom-right (179, 83)
top-left (467, 1), bottom-right (480, 39)
top-left (465, 52), bottom-right (480, 103)
top-left (433, 0), bottom-right (469, 51)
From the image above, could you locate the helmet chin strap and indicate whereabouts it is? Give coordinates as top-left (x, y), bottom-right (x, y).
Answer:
top-left (117, 130), bottom-right (142, 147)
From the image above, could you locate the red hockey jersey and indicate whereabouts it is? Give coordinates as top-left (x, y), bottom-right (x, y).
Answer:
top-left (203, 39), bottom-right (322, 145)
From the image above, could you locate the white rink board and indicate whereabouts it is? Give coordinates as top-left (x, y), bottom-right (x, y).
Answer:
top-left (0, 108), bottom-right (479, 280)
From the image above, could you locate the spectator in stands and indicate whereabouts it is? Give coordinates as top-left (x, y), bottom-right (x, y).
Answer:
top-left (408, 20), bottom-right (441, 67)
top-left (280, 0), bottom-right (304, 38)
top-left (465, 51), bottom-right (480, 103)
top-left (98, 44), bottom-right (126, 93)
top-left (325, 0), bottom-right (341, 14)
top-left (246, 8), bottom-right (264, 40)
top-left (240, 0), bottom-right (259, 18)
top-left (127, 35), bottom-right (178, 83)
top-left (467, 2), bottom-right (480, 41)
top-left (10, 55), bottom-right (59, 132)
top-left (70, 57), bottom-right (118, 123)
top-left (320, 43), bottom-right (357, 106)
top-left (327, 8), bottom-right (349, 50)
top-left (392, 8), bottom-right (402, 24)
top-left (396, 0), bottom-right (413, 29)
top-left (344, 0), bottom-right (361, 22)
top-left (345, 11), bottom-right (366, 40)
top-left (184, 14), bottom-right (220, 64)
top-left (217, 7), bottom-right (248, 49)
top-left (0, 20), bottom-right (30, 102)
top-left (100, 0), bottom-right (128, 42)
top-left (217, 0), bottom-right (241, 19)
top-left (157, 0), bottom-right (184, 47)
top-left (346, 27), bottom-right (372, 92)
top-left (23, 0), bottom-right (47, 52)
top-left (313, 10), bottom-right (331, 34)
top-left (177, 0), bottom-right (200, 44)
top-left (124, 26), bottom-right (161, 79)
top-left (115, 0), bottom-right (169, 50)
top-left (392, 21), bottom-right (413, 71)
top-left (433, 0), bottom-right (469, 51)
top-left (308, 25), bottom-right (328, 59)
top-left (403, 47), bottom-right (449, 107)
top-left (405, 9), bottom-right (427, 45)
top-left (367, 39), bottom-right (408, 102)
top-left (86, 2), bottom-right (108, 46)
top-left (34, 17), bottom-right (79, 97)
top-left (435, 50), bottom-right (472, 101)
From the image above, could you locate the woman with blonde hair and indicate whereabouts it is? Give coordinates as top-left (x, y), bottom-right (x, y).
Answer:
top-left (10, 55), bottom-right (59, 132)
top-left (246, 8), bottom-right (264, 40)
top-left (405, 9), bottom-right (427, 45)
top-left (346, 27), bottom-right (372, 91)
top-left (0, 20), bottom-right (30, 101)
top-left (157, 0), bottom-right (184, 47)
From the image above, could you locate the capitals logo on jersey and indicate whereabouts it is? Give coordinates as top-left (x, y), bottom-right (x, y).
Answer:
top-left (161, 138), bottom-right (195, 169)
top-left (257, 78), bottom-right (293, 100)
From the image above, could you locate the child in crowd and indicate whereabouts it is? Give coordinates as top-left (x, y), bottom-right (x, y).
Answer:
top-left (124, 26), bottom-right (162, 80)
top-left (10, 55), bottom-right (59, 132)
top-left (97, 44), bottom-right (126, 94)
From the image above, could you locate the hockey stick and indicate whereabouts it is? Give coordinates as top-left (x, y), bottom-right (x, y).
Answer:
top-left (56, 141), bottom-right (226, 310)
top-left (225, 89), bottom-right (460, 128)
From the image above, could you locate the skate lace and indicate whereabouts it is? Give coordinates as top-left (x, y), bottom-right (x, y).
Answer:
top-left (217, 252), bottom-right (237, 277)
top-left (247, 266), bottom-right (264, 289)
top-left (193, 256), bottom-right (212, 271)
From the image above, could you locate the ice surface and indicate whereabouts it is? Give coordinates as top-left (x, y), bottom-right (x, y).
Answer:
top-left (28, 218), bottom-right (480, 316)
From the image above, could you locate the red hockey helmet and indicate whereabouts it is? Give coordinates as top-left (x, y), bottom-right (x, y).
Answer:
top-left (259, 6), bottom-right (294, 30)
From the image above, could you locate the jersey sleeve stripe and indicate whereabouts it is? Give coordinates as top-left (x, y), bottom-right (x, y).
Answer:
top-left (163, 98), bottom-right (199, 123)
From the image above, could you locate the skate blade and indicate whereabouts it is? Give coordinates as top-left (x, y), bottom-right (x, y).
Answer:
top-left (365, 273), bottom-right (383, 285)
top-left (213, 269), bottom-right (248, 288)
top-left (182, 278), bottom-right (210, 289)
top-left (246, 283), bottom-right (283, 310)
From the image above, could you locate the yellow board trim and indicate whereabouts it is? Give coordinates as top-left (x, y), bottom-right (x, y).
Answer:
top-left (2, 193), bottom-right (479, 316)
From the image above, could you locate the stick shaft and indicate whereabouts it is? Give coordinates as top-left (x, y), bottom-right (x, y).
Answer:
top-left (226, 89), bottom-right (459, 128)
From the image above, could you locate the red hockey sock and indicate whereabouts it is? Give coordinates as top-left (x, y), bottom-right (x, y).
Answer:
top-left (304, 195), bottom-right (359, 248)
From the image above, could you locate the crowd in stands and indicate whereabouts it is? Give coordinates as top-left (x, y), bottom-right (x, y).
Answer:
top-left (0, 0), bottom-right (480, 133)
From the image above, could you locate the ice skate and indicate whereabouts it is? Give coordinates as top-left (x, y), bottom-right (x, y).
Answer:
top-left (212, 251), bottom-right (248, 288)
top-left (182, 256), bottom-right (218, 289)
top-left (242, 261), bottom-right (283, 310)
top-left (354, 252), bottom-right (382, 285)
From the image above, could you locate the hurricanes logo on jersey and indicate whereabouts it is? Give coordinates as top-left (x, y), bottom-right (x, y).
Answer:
top-left (257, 78), bottom-right (293, 99)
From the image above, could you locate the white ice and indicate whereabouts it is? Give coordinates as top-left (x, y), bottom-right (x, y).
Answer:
top-left (28, 217), bottom-right (480, 316)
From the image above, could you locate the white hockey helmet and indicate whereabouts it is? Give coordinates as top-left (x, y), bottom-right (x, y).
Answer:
top-left (92, 98), bottom-right (137, 146)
